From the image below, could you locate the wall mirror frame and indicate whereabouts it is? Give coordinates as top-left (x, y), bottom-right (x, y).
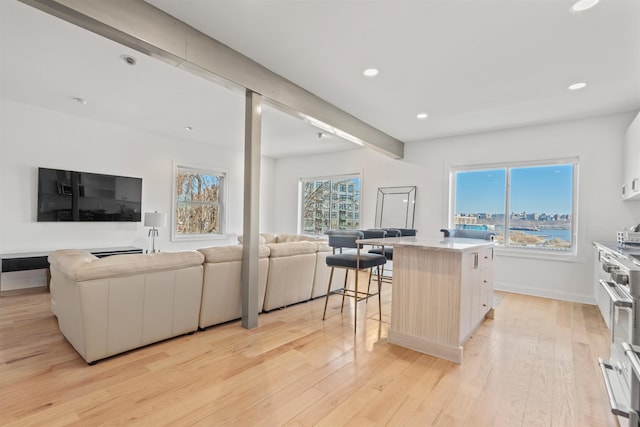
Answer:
top-left (374, 186), bottom-right (417, 229)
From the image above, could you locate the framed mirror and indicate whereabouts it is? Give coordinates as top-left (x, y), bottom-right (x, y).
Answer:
top-left (374, 186), bottom-right (416, 228)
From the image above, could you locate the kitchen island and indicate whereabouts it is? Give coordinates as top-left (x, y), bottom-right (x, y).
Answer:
top-left (360, 236), bottom-right (495, 364)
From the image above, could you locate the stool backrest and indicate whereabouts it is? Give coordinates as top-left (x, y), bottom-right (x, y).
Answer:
top-left (383, 228), bottom-right (402, 237)
top-left (440, 228), bottom-right (495, 240)
top-left (325, 230), bottom-right (364, 249)
top-left (397, 228), bottom-right (417, 236)
top-left (361, 229), bottom-right (387, 239)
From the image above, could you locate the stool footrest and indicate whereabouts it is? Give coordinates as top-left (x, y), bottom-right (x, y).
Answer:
top-left (330, 287), bottom-right (378, 302)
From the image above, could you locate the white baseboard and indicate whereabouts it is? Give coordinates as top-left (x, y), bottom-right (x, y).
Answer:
top-left (494, 281), bottom-right (596, 305)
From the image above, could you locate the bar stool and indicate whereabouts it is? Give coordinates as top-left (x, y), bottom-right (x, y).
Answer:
top-left (368, 228), bottom-right (399, 268)
top-left (322, 230), bottom-right (387, 332)
top-left (368, 228), bottom-right (412, 284)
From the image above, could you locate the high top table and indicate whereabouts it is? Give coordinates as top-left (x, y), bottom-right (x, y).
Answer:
top-left (358, 236), bottom-right (495, 364)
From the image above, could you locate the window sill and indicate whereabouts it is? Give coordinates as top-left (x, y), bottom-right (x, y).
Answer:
top-left (494, 247), bottom-right (580, 263)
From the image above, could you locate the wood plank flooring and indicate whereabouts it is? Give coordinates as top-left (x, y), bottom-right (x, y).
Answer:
top-left (0, 286), bottom-right (618, 426)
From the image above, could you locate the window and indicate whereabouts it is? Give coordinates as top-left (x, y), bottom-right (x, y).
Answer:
top-left (300, 174), bottom-right (360, 234)
top-left (451, 159), bottom-right (577, 253)
top-left (172, 164), bottom-right (226, 241)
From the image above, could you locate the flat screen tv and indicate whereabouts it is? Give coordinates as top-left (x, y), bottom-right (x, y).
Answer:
top-left (37, 167), bottom-right (142, 222)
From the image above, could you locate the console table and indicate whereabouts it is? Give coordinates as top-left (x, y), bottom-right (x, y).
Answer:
top-left (0, 247), bottom-right (143, 291)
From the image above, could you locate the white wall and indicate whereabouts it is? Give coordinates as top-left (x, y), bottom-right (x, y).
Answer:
top-left (0, 99), bottom-right (276, 288)
top-left (274, 112), bottom-right (640, 304)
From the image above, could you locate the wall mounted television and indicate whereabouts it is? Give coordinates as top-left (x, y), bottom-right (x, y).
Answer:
top-left (37, 167), bottom-right (142, 222)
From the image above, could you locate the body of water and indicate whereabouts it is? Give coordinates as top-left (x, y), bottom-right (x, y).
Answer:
top-left (495, 227), bottom-right (571, 242)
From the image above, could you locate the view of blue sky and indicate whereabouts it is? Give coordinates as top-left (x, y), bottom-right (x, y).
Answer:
top-left (455, 164), bottom-right (573, 214)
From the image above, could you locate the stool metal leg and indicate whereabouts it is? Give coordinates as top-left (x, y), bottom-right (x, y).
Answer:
top-left (340, 270), bottom-right (349, 313)
top-left (322, 267), bottom-right (335, 320)
top-left (377, 268), bottom-right (382, 321)
top-left (354, 266), bottom-right (358, 333)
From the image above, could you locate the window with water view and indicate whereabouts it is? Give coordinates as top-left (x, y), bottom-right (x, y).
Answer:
top-left (300, 175), bottom-right (360, 234)
top-left (452, 160), bottom-right (576, 252)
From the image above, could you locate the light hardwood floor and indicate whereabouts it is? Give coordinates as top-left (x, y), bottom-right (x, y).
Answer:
top-left (0, 285), bottom-right (618, 426)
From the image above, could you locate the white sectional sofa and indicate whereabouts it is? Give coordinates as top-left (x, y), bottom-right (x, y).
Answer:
top-left (48, 233), bottom-right (348, 364)
top-left (198, 244), bottom-right (270, 329)
top-left (48, 249), bottom-right (204, 364)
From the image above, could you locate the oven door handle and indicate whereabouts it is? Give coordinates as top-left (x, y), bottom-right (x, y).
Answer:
top-left (623, 342), bottom-right (640, 380)
top-left (599, 279), bottom-right (633, 308)
top-left (598, 358), bottom-right (631, 418)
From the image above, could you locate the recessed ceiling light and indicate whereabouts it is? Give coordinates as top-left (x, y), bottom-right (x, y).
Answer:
top-left (417, 112), bottom-right (429, 119)
top-left (120, 54), bottom-right (137, 66)
top-left (72, 97), bottom-right (87, 105)
top-left (184, 126), bottom-right (193, 131)
top-left (363, 68), bottom-right (379, 77)
top-left (572, 0), bottom-right (599, 12)
top-left (568, 82), bottom-right (587, 90)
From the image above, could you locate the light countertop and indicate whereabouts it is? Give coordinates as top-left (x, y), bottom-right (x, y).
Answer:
top-left (357, 236), bottom-right (494, 252)
top-left (594, 241), bottom-right (640, 270)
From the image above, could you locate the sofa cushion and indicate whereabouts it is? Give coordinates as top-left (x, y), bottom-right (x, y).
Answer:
top-left (326, 253), bottom-right (387, 270)
top-left (237, 235), bottom-right (267, 245)
top-left (266, 241), bottom-right (318, 257)
top-left (48, 250), bottom-right (99, 275)
top-left (275, 233), bottom-right (327, 243)
top-left (260, 233), bottom-right (278, 244)
top-left (315, 242), bottom-right (333, 253)
top-left (237, 233), bottom-right (280, 245)
top-left (72, 251), bottom-right (204, 281)
top-left (199, 244), bottom-right (270, 263)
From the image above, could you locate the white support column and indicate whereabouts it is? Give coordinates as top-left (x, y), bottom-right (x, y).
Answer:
top-left (241, 90), bottom-right (262, 329)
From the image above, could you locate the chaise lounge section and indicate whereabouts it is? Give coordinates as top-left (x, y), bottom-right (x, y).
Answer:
top-left (48, 249), bottom-right (205, 364)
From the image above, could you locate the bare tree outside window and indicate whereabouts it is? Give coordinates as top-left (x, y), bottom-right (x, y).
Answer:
top-left (173, 165), bottom-right (225, 240)
top-left (301, 175), bottom-right (360, 234)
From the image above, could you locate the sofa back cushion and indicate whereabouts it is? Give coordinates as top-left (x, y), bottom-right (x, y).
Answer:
top-left (275, 233), bottom-right (327, 243)
top-left (199, 244), bottom-right (270, 263)
top-left (48, 250), bottom-right (98, 274)
top-left (49, 250), bottom-right (204, 282)
top-left (237, 233), bottom-right (279, 245)
top-left (266, 241), bottom-right (318, 257)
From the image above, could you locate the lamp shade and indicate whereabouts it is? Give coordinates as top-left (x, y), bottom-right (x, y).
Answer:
top-left (144, 212), bottom-right (167, 228)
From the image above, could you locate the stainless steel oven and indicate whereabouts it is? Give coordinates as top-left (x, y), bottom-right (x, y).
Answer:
top-left (623, 342), bottom-right (640, 426)
top-left (595, 248), bottom-right (617, 328)
top-left (597, 246), bottom-right (640, 426)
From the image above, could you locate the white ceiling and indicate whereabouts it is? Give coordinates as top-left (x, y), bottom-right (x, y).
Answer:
top-left (0, 1), bottom-right (357, 158)
top-left (2, 0), bottom-right (640, 159)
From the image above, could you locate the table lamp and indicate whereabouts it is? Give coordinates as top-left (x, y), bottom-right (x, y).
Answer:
top-left (144, 211), bottom-right (167, 254)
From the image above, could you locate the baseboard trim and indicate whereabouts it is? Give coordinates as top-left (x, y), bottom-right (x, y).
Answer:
top-left (388, 329), bottom-right (462, 364)
top-left (494, 281), bottom-right (596, 305)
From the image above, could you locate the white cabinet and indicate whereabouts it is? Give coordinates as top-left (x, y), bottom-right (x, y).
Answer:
top-left (623, 112), bottom-right (640, 200)
top-left (478, 246), bottom-right (495, 321)
top-left (464, 246), bottom-right (495, 340)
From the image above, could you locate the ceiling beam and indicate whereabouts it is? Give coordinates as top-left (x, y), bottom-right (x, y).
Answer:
top-left (19, 0), bottom-right (404, 159)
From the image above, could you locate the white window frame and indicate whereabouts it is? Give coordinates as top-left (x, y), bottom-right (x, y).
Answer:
top-left (298, 173), bottom-right (361, 235)
top-left (171, 162), bottom-right (228, 242)
top-left (449, 157), bottom-right (579, 257)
